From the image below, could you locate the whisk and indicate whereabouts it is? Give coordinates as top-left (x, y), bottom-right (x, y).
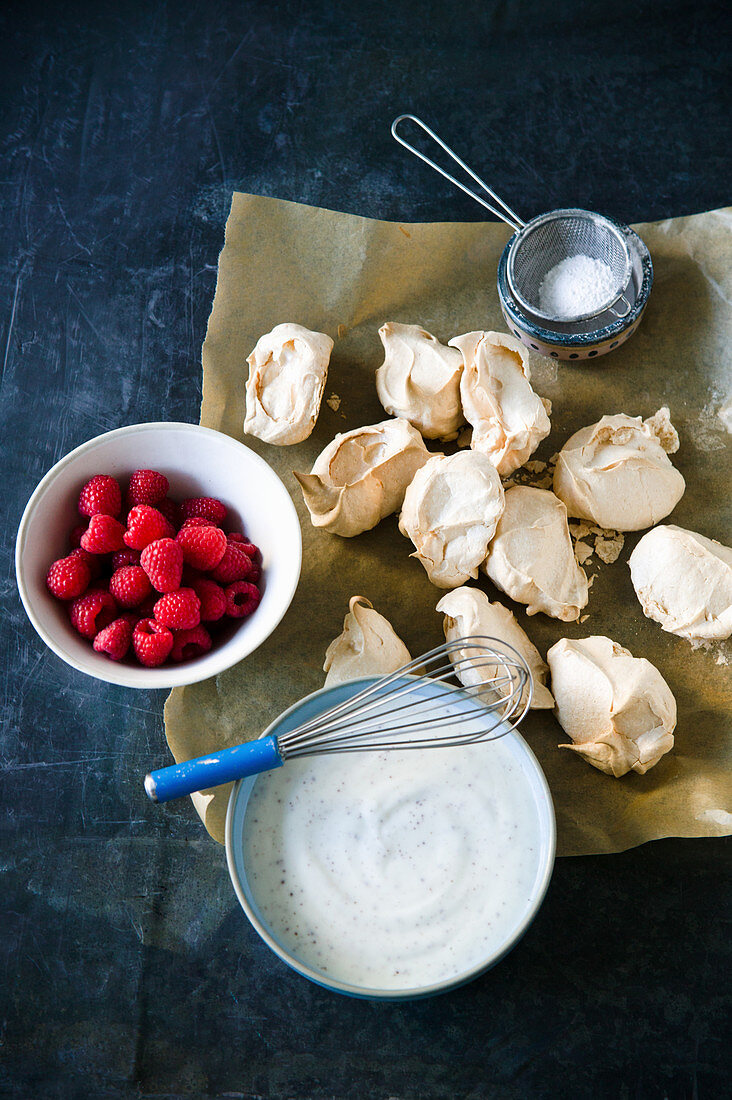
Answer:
top-left (144, 636), bottom-right (532, 804)
top-left (391, 114), bottom-right (632, 323)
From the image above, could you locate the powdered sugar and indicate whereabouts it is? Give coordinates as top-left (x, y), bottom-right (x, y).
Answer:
top-left (538, 254), bottom-right (619, 320)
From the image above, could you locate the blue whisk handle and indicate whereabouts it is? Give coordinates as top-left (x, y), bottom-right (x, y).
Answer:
top-left (144, 735), bottom-right (283, 803)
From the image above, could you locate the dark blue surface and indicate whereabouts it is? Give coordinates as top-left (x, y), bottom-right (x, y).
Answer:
top-left (1, 1), bottom-right (730, 1097)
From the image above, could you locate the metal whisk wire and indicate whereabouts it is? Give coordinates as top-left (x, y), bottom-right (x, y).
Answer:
top-left (144, 636), bottom-right (533, 804)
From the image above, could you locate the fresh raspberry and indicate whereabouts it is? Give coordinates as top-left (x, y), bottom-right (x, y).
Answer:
top-left (210, 542), bottom-right (254, 584)
top-left (156, 497), bottom-right (180, 530)
top-left (177, 524), bottom-right (227, 571)
top-left (93, 615), bottom-right (135, 661)
top-left (224, 581), bottom-right (261, 619)
top-left (69, 522), bottom-right (88, 548)
top-left (191, 578), bottom-right (227, 622)
top-left (111, 548), bottom-right (141, 570)
top-left (46, 555), bottom-right (91, 600)
top-left (70, 589), bottom-right (117, 638)
top-left (109, 565), bottom-right (152, 608)
top-left (180, 496), bottom-right (227, 524)
top-left (78, 474), bottom-right (122, 518)
top-left (140, 538), bottom-right (183, 593)
top-left (180, 516), bottom-right (217, 530)
top-left (134, 596), bottom-right (158, 621)
top-left (80, 514), bottom-right (126, 554)
top-left (153, 588), bottom-right (201, 630)
top-left (247, 561), bottom-right (262, 584)
top-left (132, 618), bottom-right (174, 667)
top-left (226, 531), bottom-right (246, 542)
top-left (171, 625), bottom-right (212, 662)
top-left (123, 505), bottom-right (175, 550)
top-left (128, 469), bottom-right (169, 507)
top-left (68, 546), bottom-right (104, 581)
top-left (228, 535), bottom-right (258, 559)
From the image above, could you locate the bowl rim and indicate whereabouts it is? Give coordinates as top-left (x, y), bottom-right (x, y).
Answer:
top-left (15, 421), bottom-right (302, 689)
top-left (225, 676), bottom-right (557, 1001)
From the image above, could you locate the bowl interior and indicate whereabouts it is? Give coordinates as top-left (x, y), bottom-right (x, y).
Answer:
top-left (226, 678), bottom-right (556, 1000)
top-left (16, 423), bottom-right (301, 688)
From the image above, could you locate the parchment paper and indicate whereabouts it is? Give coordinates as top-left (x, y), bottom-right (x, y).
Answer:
top-left (164, 193), bottom-right (732, 857)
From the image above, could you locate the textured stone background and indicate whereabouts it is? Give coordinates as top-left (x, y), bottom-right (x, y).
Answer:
top-left (1, 1), bottom-right (729, 1096)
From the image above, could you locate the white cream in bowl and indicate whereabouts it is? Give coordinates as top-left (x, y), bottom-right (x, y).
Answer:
top-left (227, 681), bottom-right (555, 997)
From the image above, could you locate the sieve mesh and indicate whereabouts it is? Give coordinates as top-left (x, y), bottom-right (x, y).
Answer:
top-left (507, 210), bottom-right (632, 323)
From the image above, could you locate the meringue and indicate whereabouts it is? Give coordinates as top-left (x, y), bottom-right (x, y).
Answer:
top-left (323, 596), bottom-right (412, 687)
top-left (628, 524), bottom-right (732, 641)
top-left (398, 451), bottom-right (504, 588)
top-left (375, 322), bottom-right (464, 440)
top-left (436, 586), bottom-right (554, 709)
top-left (294, 417), bottom-right (430, 537)
top-left (483, 486), bottom-right (588, 620)
top-left (449, 330), bottom-right (551, 476)
top-left (244, 323), bottom-right (333, 445)
top-left (553, 407), bottom-right (685, 531)
top-left (547, 636), bottom-right (677, 777)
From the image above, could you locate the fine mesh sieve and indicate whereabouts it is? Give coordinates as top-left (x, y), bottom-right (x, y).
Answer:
top-left (392, 115), bottom-right (633, 325)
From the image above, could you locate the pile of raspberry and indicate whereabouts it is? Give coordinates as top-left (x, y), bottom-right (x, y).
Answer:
top-left (45, 470), bottom-right (262, 668)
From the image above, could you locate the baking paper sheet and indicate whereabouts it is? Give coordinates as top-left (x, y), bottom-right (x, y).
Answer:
top-left (164, 193), bottom-right (731, 857)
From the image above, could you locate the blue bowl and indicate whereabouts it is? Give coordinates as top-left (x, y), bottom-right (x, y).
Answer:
top-left (225, 677), bottom-right (556, 1000)
top-left (497, 220), bottom-right (653, 361)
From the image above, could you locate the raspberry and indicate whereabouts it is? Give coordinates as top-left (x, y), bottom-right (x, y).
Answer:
top-left (156, 497), bottom-right (180, 530)
top-left (128, 469), bottom-right (169, 507)
top-left (180, 496), bottom-right (227, 524)
top-left (132, 618), bottom-right (174, 667)
top-left (123, 505), bottom-right (175, 550)
top-left (70, 590), bottom-right (117, 639)
top-left (78, 475), bottom-right (122, 518)
top-left (228, 535), bottom-right (258, 558)
top-left (46, 555), bottom-right (91, 600)
top-left (140, 538), bottom-right (183, 593)
top-left (180, 516), bottom-right (217, 530)
top-left (80, 514), bottom-right (126, 554)
top-left (153, 588), bottom-right (201, 630)
top-left (68, 546), bottom-right (104, 581)
top-left (211, 542), bottom-right (254, 584)
top-left (224, 581), bottom-right (261, 619)
top-left (109, 565), bottom-right (152, 608)
top-left (93, 615), bottom-right (135, 661)
top-left (177, 524), bottom-right (227, 571)
top-left (171, 625), bottom-right (212, 662)
top-left (247, 561), bottom-right (262, 584)
top-left (111, 548), bottom-right (141, 570)
top-left (191, 578), bottom-right (227, 622)
top-left (69, 522), bottom-right (88, 548)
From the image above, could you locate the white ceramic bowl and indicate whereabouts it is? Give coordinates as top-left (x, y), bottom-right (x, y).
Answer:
top-left (15, 422), bottom-right (302, 688)
top-left (226, 678), bottom-right (556, 1000)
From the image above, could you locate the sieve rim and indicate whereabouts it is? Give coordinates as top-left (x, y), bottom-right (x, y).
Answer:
top-left (506, 208), bottom-right (633, 324)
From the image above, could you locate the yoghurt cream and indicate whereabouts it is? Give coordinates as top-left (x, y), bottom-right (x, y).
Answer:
top-left (239, 730), bottom-right (551, 992)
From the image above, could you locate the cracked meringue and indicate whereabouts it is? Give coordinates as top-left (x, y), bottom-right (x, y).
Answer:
top-left (294, 417), bottom-right (430, 537)
top-left (547, 636), bottom-right (677, 777)
top-left (483, 486), bottom-right (589, 620)
top-left (398, 451), bottom-right (504, 588)
top-left (449, 330), bottom-right (551, 476)
top-left (436, 586), bottom-right (554, 708)
top-left (629, 524), bottom-right (732, 641)
top-left (553, 407), bottom-right (685, 531)
top-left (244, 322), bottom-right (333, 445)
top-left (375, 322), bottom-right (464, 440)
top-left (323, 596), bottom-right (411, 687)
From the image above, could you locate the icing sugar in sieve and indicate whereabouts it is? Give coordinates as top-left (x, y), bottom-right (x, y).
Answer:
top-left (391, 115), bottom-right (633, 324)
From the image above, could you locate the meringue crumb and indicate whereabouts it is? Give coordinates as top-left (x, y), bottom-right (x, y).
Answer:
top-left (326, 393), bottom-right (341, 412)
top-left (579, 614), bottom-right (590, 623)
top-left (525, 460), bottom-right (547, 474)
top-left (337, 324), bottom-right (347, 339)
top-left (594, 533), bottom-right (625, 564)
top-left (587, 573), bottom-right (598, 589)
top-left (569, 521), bottom-right (594, 540)
top-left (574, 540), bottom-right (593, 564)
top-left (398, 225), bottom-right (412, 238)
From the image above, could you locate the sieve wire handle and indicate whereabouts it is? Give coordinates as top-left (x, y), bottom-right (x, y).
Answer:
top-left (391, 114), bottom-right (525, 231)
top-left (608, 293), bottom-right (632, 318)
